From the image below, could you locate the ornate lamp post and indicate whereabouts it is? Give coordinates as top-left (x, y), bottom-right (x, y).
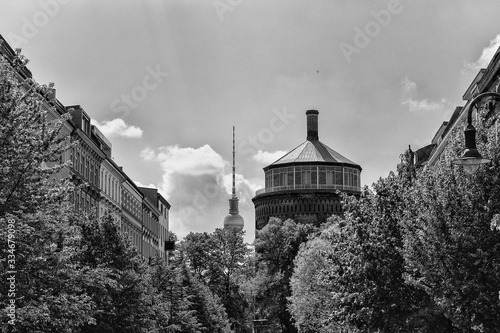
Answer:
top-left (451, 92), bottom-right (500, 174)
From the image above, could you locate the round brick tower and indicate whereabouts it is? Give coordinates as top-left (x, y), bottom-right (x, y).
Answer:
top-left (252, 110), bottom-right (362, 230)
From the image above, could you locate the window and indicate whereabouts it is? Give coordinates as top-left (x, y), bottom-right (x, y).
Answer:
top-left (302, 171), bottom-right (311, 185)
top-left (335, 170), bottom-right (343, 185)
top-left (76, 151), bottom-right (80, 172)
top-left (311, 168), bottom-right (317, 185)
top-left (343, 168), bottom-right (359, 189)
top-left (265, 172), bottom-right (272, 188)
top-left (82, 118), bottom-right (87, 135)
top-left (295, 170), bottom-right (302, 185)
top-left (90, 162), bottom-right (93, 184)
top-left (85, 159), bottom-right (89, 179)
top-left (273, 171), bottom-right (280, 187)
top-left (287, 170), bottom-right (294, 187)
top-left (326, 170), bottom-right (333, 185)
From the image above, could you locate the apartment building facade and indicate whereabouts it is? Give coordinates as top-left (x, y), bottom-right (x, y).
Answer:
top-left (0, 34), bottom-right (171, 260)
top-left (416, 47), bottom-right (500, 168)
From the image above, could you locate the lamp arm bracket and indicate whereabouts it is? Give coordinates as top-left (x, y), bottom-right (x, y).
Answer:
top-left (467, 92), bottom-right (500, 125)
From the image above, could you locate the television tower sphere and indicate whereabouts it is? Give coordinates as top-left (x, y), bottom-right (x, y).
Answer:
top-left (224, 126), bottom-right (244, 231)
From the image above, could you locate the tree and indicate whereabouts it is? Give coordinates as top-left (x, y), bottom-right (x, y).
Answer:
top-left (402, 147), bottom-right (500, 331)
top-left (0, 49), bottom-right (70, 216)
top-left (179, 253), bottom-right (233, 333)
top-left (0, 49), bottom-right (96, 332)
top-left (289, 181), bottom-right (451, 332)
top-left (76, 213), bottom-right (157, 332)
top-left (397, 98), bottom-right (500, 332)
top-left (182, 228), bottom-right (250, 333)
top-left (289, 227), bottom-right (355, 333)
top-left (150, 253), bottom-right (203, 333)
top-left (0, 206), bottom-right (98, 332)
top-left (254, 218), bottom-right (318, 332)
top-left (288, 148), bottom-right (456, 332)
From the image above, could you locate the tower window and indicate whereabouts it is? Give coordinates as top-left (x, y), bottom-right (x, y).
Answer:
top-left (302, 171), bottom-right (311, 185)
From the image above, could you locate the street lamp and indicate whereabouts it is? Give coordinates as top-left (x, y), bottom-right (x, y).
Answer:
top-left (451, 92), bottom-right (500, 174)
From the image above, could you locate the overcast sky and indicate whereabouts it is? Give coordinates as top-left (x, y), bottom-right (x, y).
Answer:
top-left (2, 0), bottom-right (500, 243)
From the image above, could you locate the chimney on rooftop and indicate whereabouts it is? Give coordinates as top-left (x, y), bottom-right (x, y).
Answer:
top-left (306, 109), bottom-right (319, 141)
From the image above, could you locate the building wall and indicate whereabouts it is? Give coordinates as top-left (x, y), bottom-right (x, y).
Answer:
top-left (122, 179), bottom-right (143, 252)
top-left (99, 158), bottom-right (123, 223)
top-left (423, 47), bottom-right (500, 167)
top-left (263, 165), bottom-right (360, 194)
top-left (157, 198), bottom-right (170, 259)
top-left (254, 164), bottom-right (361, 230)
top-left (1, 33), bottom-right (171, 262)
top-left (68, 107), bottom-right (105, 214)
top-left (139, 187), bottom-right (162, 260)
top-left (254, 191), bottom-right (343, 230)
top-left (142, 201), bottom-right (159, 259)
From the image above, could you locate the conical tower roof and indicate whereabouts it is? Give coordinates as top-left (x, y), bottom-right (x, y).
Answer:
top-left (269, 140), bottom-right (359, 166)
top-left (265, 110), bottom-right (361, 170)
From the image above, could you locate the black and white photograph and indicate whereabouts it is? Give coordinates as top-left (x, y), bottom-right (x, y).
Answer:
top-left (1, 1), bottom-right (500, 332)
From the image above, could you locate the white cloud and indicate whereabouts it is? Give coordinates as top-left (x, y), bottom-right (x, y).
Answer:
top-left (150, 144), bottom-right (226, 177)
top-left (400, 76), bottom-right (417, 92)
top-left (140, 145), bottom-right (258, 241)
top-left (463, 34), bottom-right (500, 73)
top-left (222, 173), bottom-right (260, 205)
top-left (402, 98), bottom-right (448, 113)
top-left (252, 149), bottom-right (287, 165)
top-left (134, 180), bottom-right (156, 189)
top-left (140, 144), bottom-right (227, 200)
top-left (139, 147), bottom-right (156, 161)
top-left (92, 118), bottom-right (143, 138)
top-left (399, 76), bottom-right (449, 114)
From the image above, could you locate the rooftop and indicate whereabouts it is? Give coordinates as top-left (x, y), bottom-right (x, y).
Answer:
top-left (265, 110), bottom-right (361, 170)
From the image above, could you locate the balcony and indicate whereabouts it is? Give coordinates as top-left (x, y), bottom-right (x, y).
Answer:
top-left (255, 183), bottom-right (360, 196)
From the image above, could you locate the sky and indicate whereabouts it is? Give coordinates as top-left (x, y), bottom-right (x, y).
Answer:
top-left (1, 0), bottom-right (500, 243)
